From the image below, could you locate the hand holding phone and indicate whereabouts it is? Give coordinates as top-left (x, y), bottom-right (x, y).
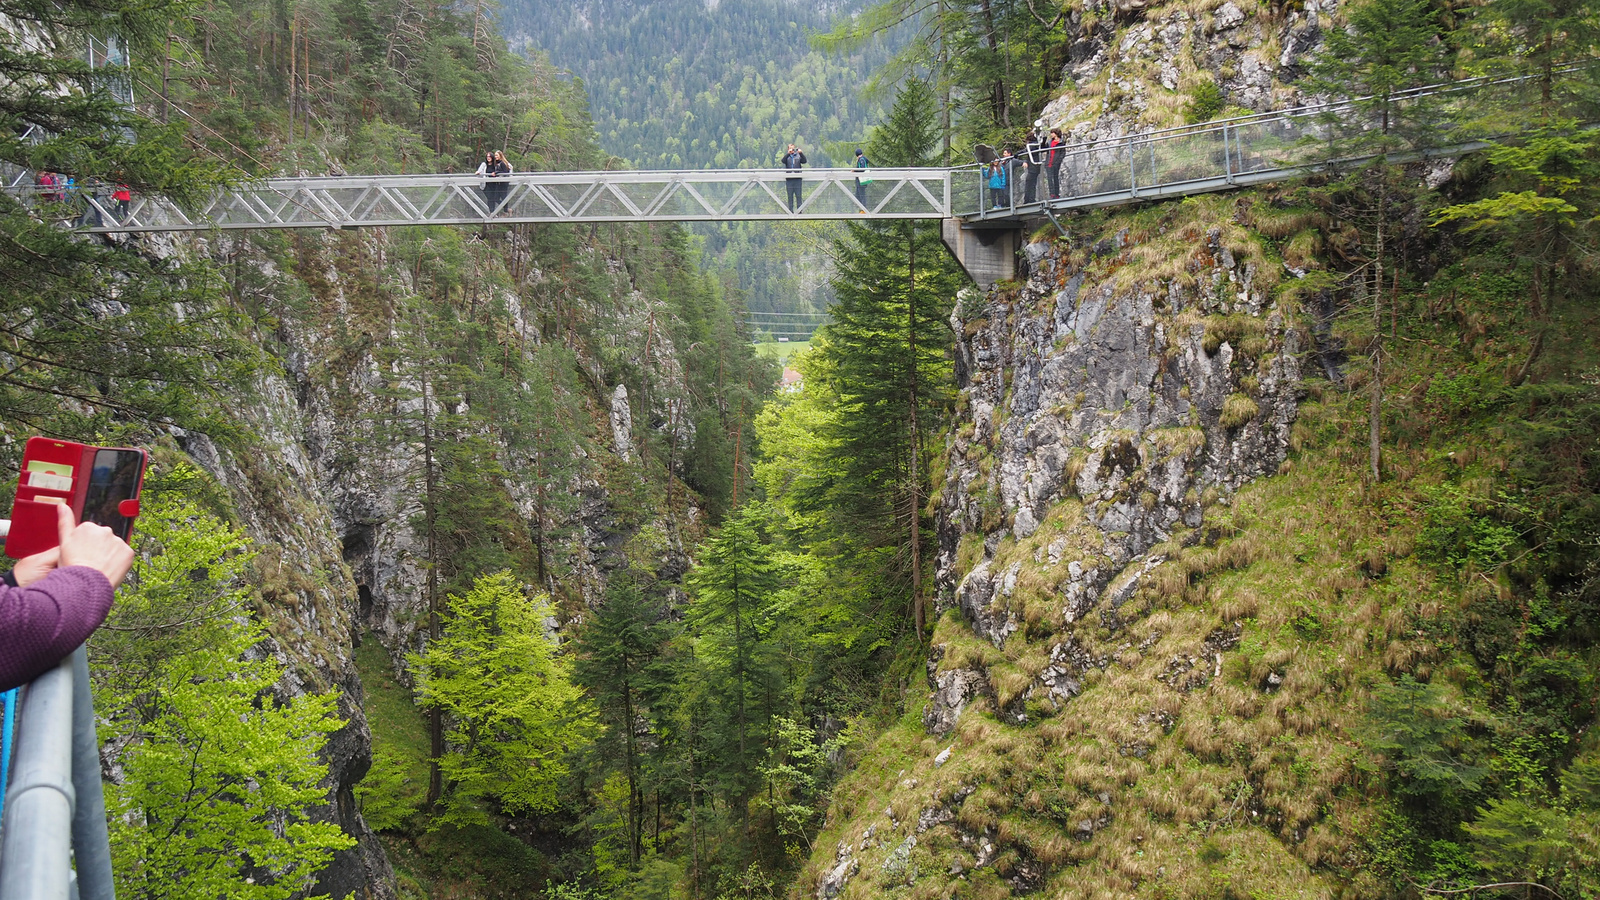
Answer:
top-left (55, 502), bottom-right (134, 587)
top-left (5, 437), bottom-right (147, 559)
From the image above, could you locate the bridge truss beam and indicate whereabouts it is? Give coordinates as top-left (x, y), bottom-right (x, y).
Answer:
top-left (40, 168), bottom-right (954, 233)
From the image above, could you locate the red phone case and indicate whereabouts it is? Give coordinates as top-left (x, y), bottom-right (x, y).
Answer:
top-left (6, 437), bottom-right (145, 559)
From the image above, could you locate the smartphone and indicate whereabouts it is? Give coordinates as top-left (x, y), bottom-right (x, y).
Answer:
top-left (80, 448), bottom-right (147, 540)
top-left (5, 437), bottom-right (147, 558)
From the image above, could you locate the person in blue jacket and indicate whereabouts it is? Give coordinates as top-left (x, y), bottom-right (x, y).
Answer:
top-left (988, 154), bottom-right (1010, 210)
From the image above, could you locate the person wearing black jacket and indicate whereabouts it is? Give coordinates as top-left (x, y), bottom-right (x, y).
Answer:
top-left (781, 144), bottom-right (807, 212)
top-left (487, 150), bottom-right (513, 213)
top-left (1023, 129), bottom-right (1044, 204)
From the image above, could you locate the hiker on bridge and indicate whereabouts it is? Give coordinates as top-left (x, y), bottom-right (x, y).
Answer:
top-left (477, 150), bottom-right (513, 214)
top-left (987, 154), bottom-right (1009, 211)
top-left (853, 148), bottom-right (871, 210)
top-left (492, 151), bottom-right (514, 213)
top-left (475, 151), bottom-right (495, 210)
top-left (1023, 128), bottom-right (1043, 204)
top-left (781, 144), bottom-right (807, 212)
top-left (1046, 128), bottom-right (1065, 200)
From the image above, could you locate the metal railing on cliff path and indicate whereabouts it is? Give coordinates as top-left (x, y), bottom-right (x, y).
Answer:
top-left (0, 647), bottom-right (117, 900)
top-left (0, 69), bottom-right (1566, 233)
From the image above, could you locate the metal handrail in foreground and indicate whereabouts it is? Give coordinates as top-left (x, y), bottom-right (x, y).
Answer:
top-left (0, 646), bottom-right (115, 900)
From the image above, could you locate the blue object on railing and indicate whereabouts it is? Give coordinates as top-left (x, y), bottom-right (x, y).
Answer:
top-left (0, 686), bottom-right (16, 820)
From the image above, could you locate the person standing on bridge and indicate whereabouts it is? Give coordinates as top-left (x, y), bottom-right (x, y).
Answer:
top-left (987, 155), bottom-right (1009, 211)
top-left (475, 151), bottom-right (496, 212)
top-left (853, 148), bottom-right (872, 211)
top-left (1046, 128), bottom-right (1065, 200)
top-left (781, 144), bottom-right (807, 212)
top-left (1023, 128), bottom-right (1044, 204)
top-left (489, 150), bottom-right (514, 214)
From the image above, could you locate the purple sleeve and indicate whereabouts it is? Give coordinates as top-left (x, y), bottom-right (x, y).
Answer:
top-left (0, 566), bottom-right (115, 691)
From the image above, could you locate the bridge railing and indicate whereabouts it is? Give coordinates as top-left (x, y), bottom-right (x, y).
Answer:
top-left (0, 166), bottom-right (954, 232)
top-left (0, 647), bottom-right (116, 900)
top-left (955, 69), bottom-right (1542, 220)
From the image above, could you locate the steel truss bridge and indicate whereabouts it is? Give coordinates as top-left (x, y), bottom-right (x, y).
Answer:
top-left (0, 71), bottom-right (1539, 237)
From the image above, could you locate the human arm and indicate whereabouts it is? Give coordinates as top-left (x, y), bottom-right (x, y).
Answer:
top-left (0, 505), bottom-right (132, 690)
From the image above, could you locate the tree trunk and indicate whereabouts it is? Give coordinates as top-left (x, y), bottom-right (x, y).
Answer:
top-left (1368, 178), bottom-right (1384, 483)
top-left (418, 314), bottom-right (445, 809)
top-left (905, 225), bottom-right (924, 639)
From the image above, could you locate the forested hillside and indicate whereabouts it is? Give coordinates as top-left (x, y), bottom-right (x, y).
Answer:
top-left (2, 0), bottom-right (769, 893)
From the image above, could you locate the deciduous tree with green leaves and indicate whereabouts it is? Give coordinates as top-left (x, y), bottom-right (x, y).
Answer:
top-left (410, 570), bottom-right (593, 826)
top-left (93, 489), bottom-right (355, 900)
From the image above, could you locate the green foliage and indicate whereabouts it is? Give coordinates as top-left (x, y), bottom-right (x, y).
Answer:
top-left (753, 717), bottom-right (846, 856)
top-left (1303, 0), bottom-right (1445, 148)
top-left (357, 745), bottom-right (424, 833)
top-left (1182, 80), bottom-right (1224, 125)
top-left (573, 572), bottom-right (674, 874)
top-left (1416, 483), bottom-right (1532, 573)
top-left (685, 503), bottom-right (789, 807)
top-left (410, 571), bottom-right (594, 825)
top-left (1466, 753), bottom-right (1600, 896)
top-left (94, 493), bottom-right (354, 900)
top-left (1360, 677), bottom-right (1487, 808)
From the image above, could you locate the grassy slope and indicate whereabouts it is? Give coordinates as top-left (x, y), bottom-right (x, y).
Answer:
top-left (804, 384), bottom-right (1445, 899)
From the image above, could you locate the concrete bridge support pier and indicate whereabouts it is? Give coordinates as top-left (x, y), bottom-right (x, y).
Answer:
top-left (941, 219), bottom-right (1018, 289)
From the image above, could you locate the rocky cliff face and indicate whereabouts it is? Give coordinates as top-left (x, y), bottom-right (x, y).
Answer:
top-left (166, 227), bottom-right (702, 898)
top-left (803, 190), bottom-right (1374, 897)
top-left (1038, 0), bottom-right (1336, 140)
top-left (931, 213), bottom-right (1301, 724)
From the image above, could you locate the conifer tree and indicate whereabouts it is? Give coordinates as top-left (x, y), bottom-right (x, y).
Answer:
top-left (1304, 0), bottom-right (1444, 480)
top-left (684, 503), bottom-right (786, 818)
top-left (574, 572), bottom-right (672, 869)
top-left (818, 79), bottom-right (964, 636)
top-left (0, 0), bottom-right (254, 443)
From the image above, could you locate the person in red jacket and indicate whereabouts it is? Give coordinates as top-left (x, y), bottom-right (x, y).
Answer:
top-left (1, 503), bottom-right (136, 691)
top-left (112, 184), bottom-right (131, 221)
top-left (1046, 128), bottom-right (1065, 200)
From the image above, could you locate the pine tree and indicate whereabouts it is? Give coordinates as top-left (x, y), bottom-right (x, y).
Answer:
top-left (684, 503), bottom-right (786, 818)
top-left (573, 572), bottom-right (672, 869)
top-left (1303, 0), bottom-right (1444, 481)
top-left (817, 79), bottom-right (963, 637)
